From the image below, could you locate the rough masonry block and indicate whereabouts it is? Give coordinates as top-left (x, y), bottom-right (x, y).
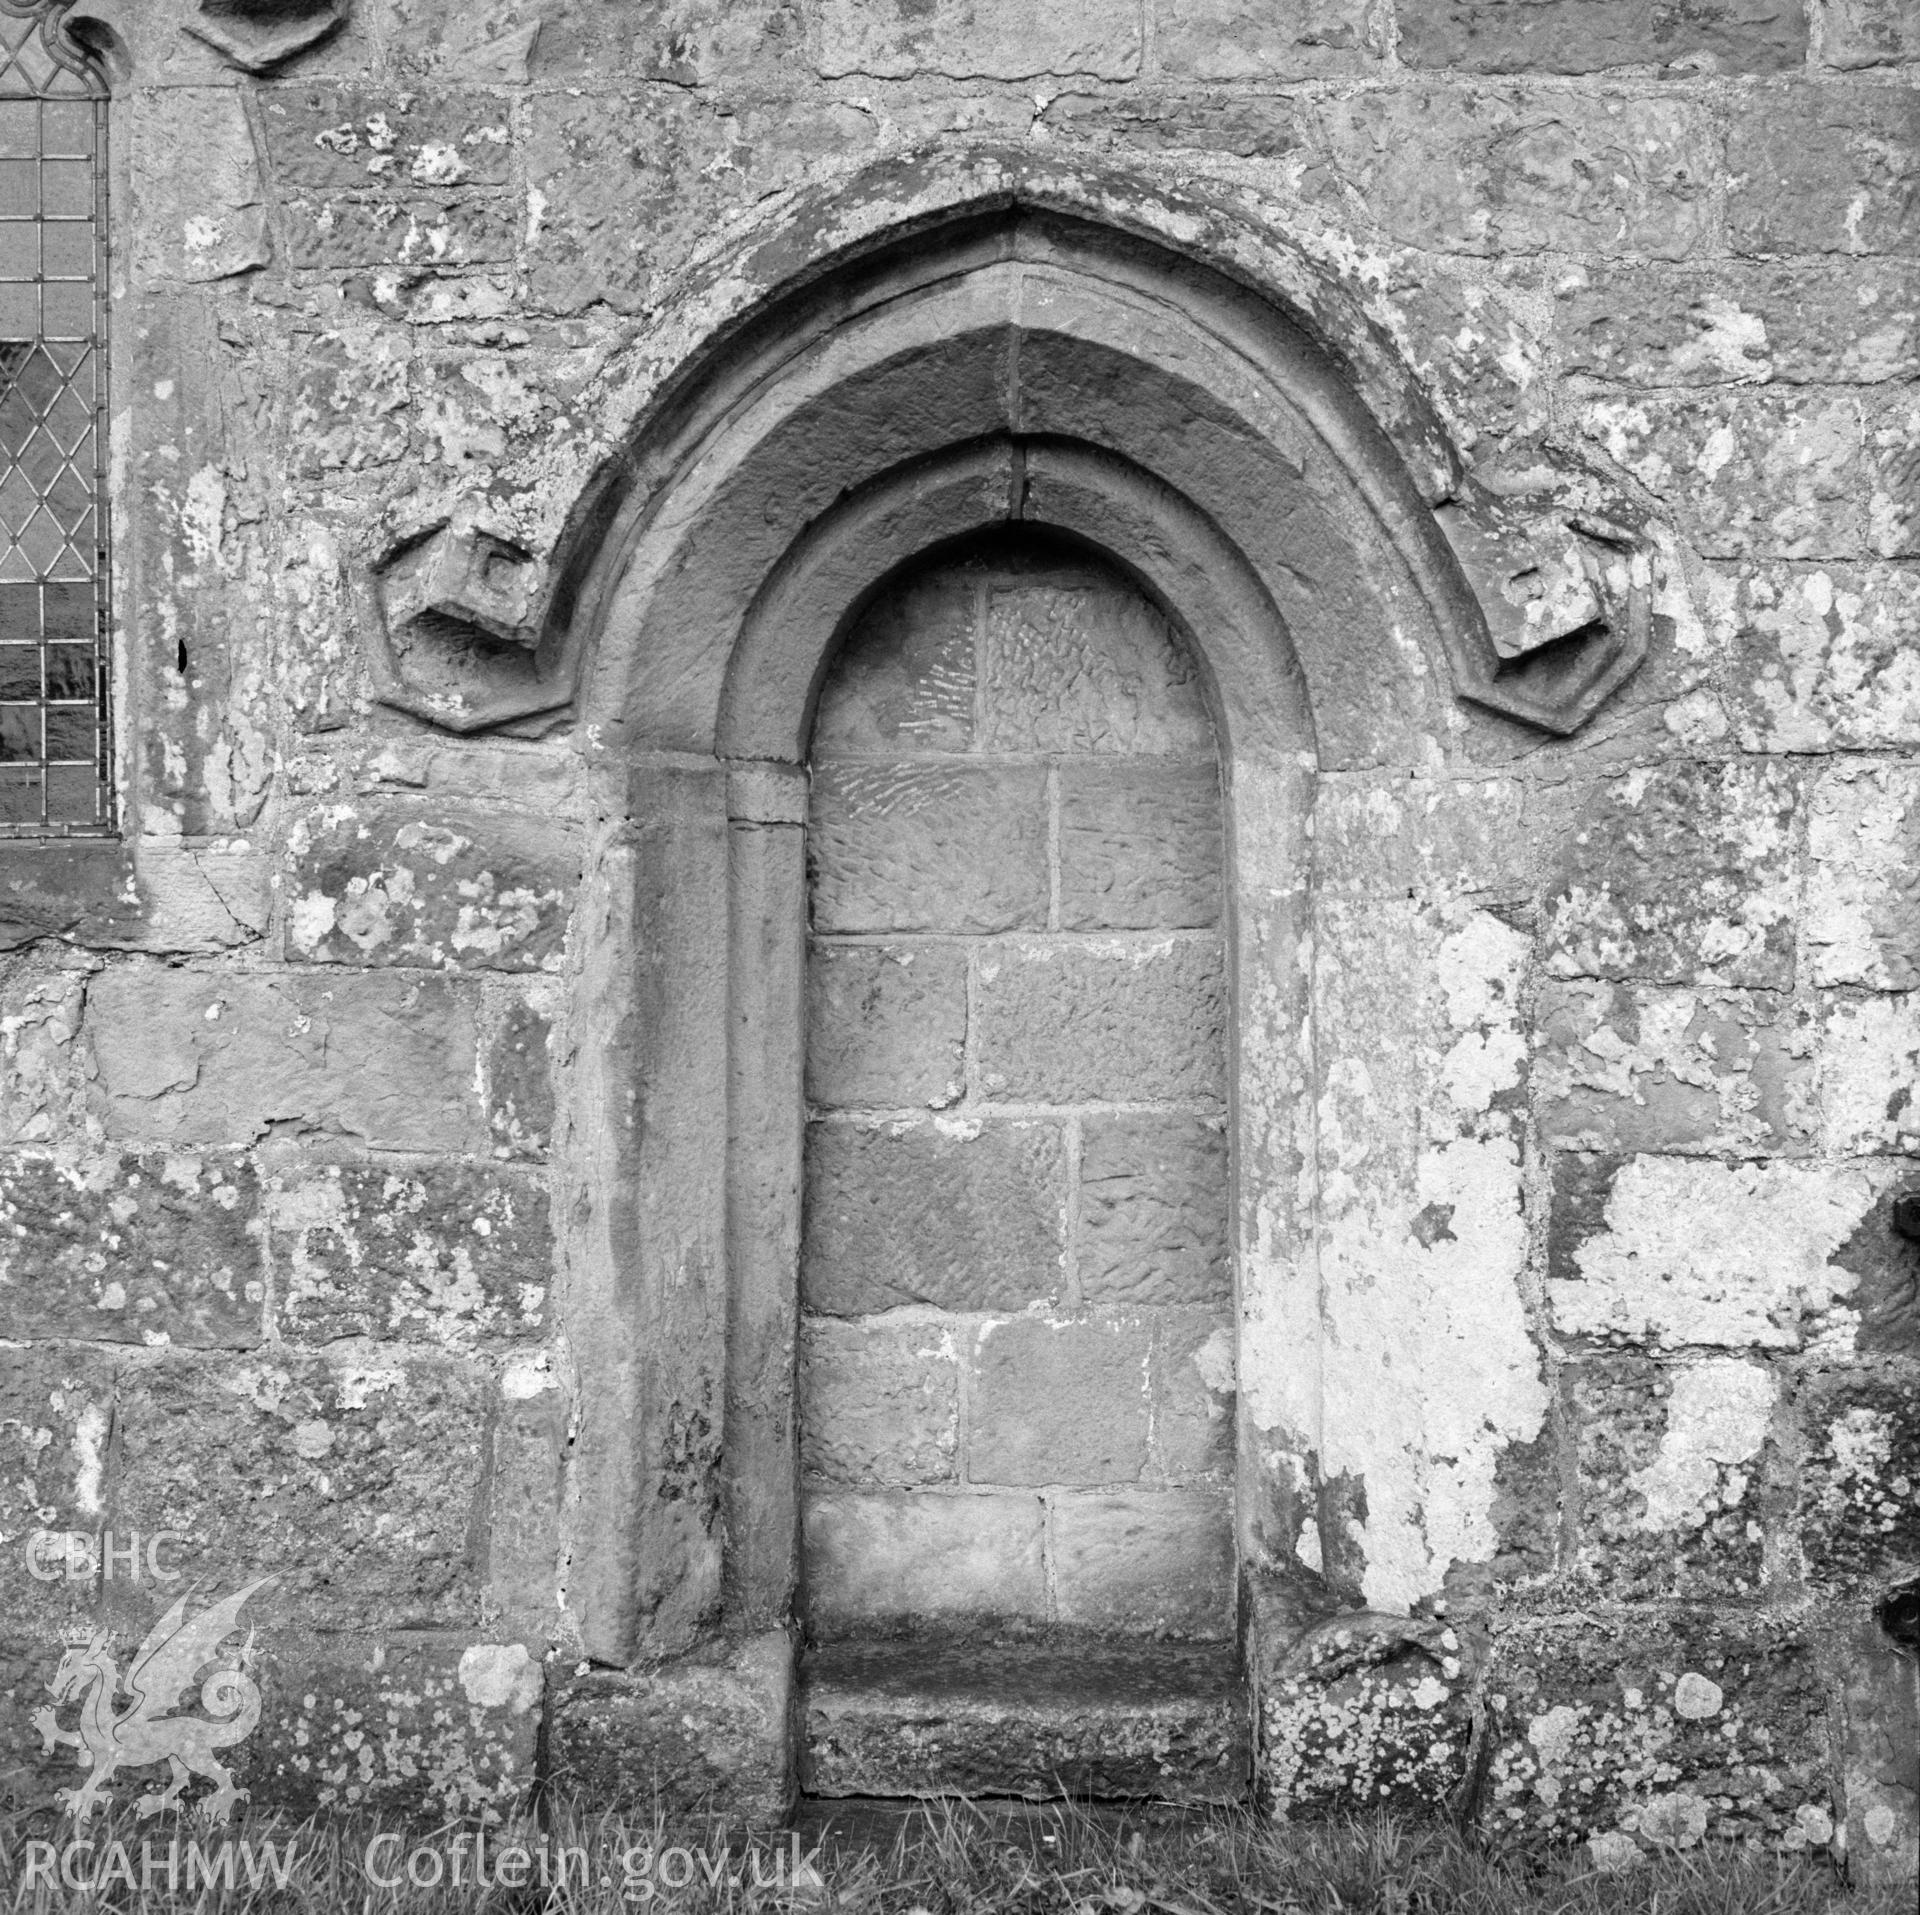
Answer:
top-left (1482, 1613), bottom-right (1829, 1848)
top-left (524, 90), bottom-right (874, 316)
top-left (1583, 388), bottom-right (1866, 559)
top-left (0, 957), bottom-right (88, 1148)
top-left (1820, 0), bottom-right (1919, 65)
top-left (805, 943), bottom-right (967, 1109)
top-left (286, 802), bottom-right (578, 971)
top-left (802, 1120), bottom-right (1064, 1314)
top-left (1715, 563), bottom-right (1920, 754)
top-left (1726, 86), bottom-right (1920, 256)
top-left (256, 87), bottom-right (515, 191)
top-left (980, 574), bottom-right (1213, 754)
top-left (486, 993), bottom-right (554, 1160)
top-left (811, 568), bottom-right (976, 754)
top-left (1540, 760), bottom-right (1799, 987)
top-left (124, 846), bottom-right (273, 954)
top-left (129, 90), bottom-right (270, 286)
top-left (808, 763), bottom-right (1048, 934)
top-left (487, 1381), bottom-right (566, 1620)
top-left (111, 1354), bottom-right (490, 1631)
top-left (1547, 1153), bottom-right (1875, 1350)
top-left (1867, 391), bottom-right (1920, 556)
top-left (1533, 979), bottom-right (1816, 1156)
top-left (267, 1160), bottom-right (551, 1346)
top-left (1154, 0), bottom-right (1380, 78)
top-left (0, 1151), bottom-right (263, 1345)
top-left (1399, 0), bottom-right (1806, 72)
top-left (1816, 993), bottom-right (1920, 1156)
top-left (1832, 1614), bottom-right (1920, 1887)
top-left (976, 939), bottom-right (1226, 1103)
top-left (803, 1490), bottom-right (1046, 1630)
top-left (1051, 1490), bottom-right (1235, 1635)
top-left (1805, 762), bottom-right (1920, 987)
top-left (1564, 1355), bottom-right (1775, 1599)
top-left (282, 193), bottom-right (518, 272)
top-left (87, 968), bottom-right (488, 1153)
top-left (1317, 89), bottom-right (1717, 259)
top-left (799, 1318), bottom-right (959, 1485)
top-left (1041, 89), bottom-right (1318, 165)
top-left (1078, 1114), bottom-right (1230, 1308)
top-left (381, 0), bottom-right (798, 85)
top-left (1149, 1311), bottom-right (1237, 1481)
top-left (243, 1633), bottom-right (541, 1819)
top-left (817, 0), bottom-right (1142, 79)
top-left (1326, 900), bottom-right (1455, 1168)
top-left (1057, 762), bottom-right (1222, 931)
top-left (286, 323), bottom-right (412, 477)
top-left (1796, 1367), bottom-right (1920, 1592)
top-left (1489, 1424), bottom-right (1566, 1590)
top-left (1557, 261), bottom-right (1920, 389)
top-left (0, 1344), bottom-right (116, 1631)
top-left (968, 1318), bottom-right (1150, 1487)
top-left (0, 1631), bottom-right (88, 1803)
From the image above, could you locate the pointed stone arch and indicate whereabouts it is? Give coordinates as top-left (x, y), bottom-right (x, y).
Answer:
top-left (545, 186), bottom-right (1640, 1808)
top-left (563, 199), bottom-right (1641, 756)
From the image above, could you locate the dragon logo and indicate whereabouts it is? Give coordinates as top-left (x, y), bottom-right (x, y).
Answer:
top-left (32, 1577), bottom-right (273, 1823)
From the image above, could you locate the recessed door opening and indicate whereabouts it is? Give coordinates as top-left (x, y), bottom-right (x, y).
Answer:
top-left (796, 526), bottom-right (1245, 1801)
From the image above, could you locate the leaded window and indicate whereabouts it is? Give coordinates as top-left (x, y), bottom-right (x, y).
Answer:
top-left (0, 0), bottom-right (106, 835)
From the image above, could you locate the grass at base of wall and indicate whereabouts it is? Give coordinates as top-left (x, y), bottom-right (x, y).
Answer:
top-left (0, 1798), bottom-right (1905, 1915)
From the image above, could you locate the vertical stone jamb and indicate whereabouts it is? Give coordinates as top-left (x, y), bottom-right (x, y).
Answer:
top-left (565, 763), bottom-right (731, 1665)
top-left (1226, 756), bottom-right (1321, 1580)
top-left (724, 762), bottom-right (809, 1632)
top-left (1046, 761), bottom-right (1063, 930)
top-left (1062, 1109), bottom-right (1084, 1310)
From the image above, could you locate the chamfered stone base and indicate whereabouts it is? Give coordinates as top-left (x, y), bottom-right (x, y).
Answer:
top-left (1253, 1609), bottom-right (1478, 1819)
top-left (545, 1631), bottom-right (793, 1822)
top-left (799, 1636), bottom-right (1248, 1803)
top-left (1835, 1612), bottom-right (1920, 1889)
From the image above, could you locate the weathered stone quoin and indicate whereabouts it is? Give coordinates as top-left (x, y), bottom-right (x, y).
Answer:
top-left (0, 0), bottom-right (1914, 1880)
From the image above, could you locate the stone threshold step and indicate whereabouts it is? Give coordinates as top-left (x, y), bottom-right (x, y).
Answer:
top-left (793, 1793), bottom-right (1226, 1860)
top-left (799, 1638), bottom-right (1249, 1805)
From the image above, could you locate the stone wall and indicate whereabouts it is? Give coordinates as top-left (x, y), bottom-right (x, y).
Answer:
top-left (800, 537), bottom-right (1234, 1644)
top-left (0, 0), bottom-right (1911, 1881)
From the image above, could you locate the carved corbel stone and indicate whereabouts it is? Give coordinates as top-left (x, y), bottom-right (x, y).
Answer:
top-left (1434, 456), bottom-right (1656, 736)
top-left (363, 521), bottom-right (567, 734)
top-left (186, 0), bottom-right (347, 72)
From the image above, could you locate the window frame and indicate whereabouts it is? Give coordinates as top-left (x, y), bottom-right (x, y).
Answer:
top-left (0, 0), bottom-right (110, 840)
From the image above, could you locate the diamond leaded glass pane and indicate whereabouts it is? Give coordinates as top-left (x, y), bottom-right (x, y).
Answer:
top-left (0, 0), bottom-right (105, 835)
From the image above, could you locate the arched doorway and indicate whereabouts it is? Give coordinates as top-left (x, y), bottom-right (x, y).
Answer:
top-left (538, 188), bottom-right (1634, 1812)
top-left (797, 530), bottom-right (1239, 1796)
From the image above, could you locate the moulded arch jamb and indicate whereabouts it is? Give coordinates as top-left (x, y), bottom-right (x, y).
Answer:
top-left (708, 437), bottom-right (1321, 1635)
top-left (560, 209), bottom-right (1528, 1681)
top-left (718, 438), bottom-right (1315, 770)
top-left (576, 219), bottom-right (1525, 772)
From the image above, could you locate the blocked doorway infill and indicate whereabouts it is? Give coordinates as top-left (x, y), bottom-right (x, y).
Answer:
top-left (796, 530), bottom-right (1245, 1801)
